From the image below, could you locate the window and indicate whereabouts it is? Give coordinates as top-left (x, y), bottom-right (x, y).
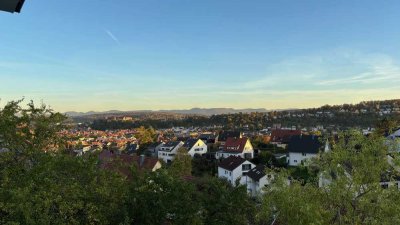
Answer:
top-left (242, 164), bottom-right (251, 170)
top-left (242, 172), bottom-right (247, 176)
top-left (381, 183), bottom-right (389, 189)
top-left (229, 171), bottom-right (232, 176)
top-left (302, 153), bottom-right (307, 156)
top-left (294, 160), bottom-right (297, 163)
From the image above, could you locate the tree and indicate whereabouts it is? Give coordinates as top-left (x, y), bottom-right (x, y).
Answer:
top-left (192, 154), bottom-right (217, 177)
top-left (259, 130), bottom-right (400, 225)
top-left (169, 147), bottom-right (192, 177)
top-left (126, 169), bottom-right (202, 225)
top-left (375, 118), bottom-right (398, 137)
top-left (0, 100), bottom-right (130, 224)
top-left (195, 176), bottom-right (256, 225)
top-left (0, 99), bottom-right (66, 153)
top-left (135, 126), bottom-right (156, 145)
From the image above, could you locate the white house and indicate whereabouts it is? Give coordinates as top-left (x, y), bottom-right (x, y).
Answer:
top-left (218, 156), bottom-right (255, 186)
top-left (182, 138), bottom-right (207, 157)
top-left (244, 165), bottom-right (273, 197)
top-left (157, 141), bottom-right (184, 163)
top-left (146, 142), bottom-right (164, 157)
top-left (216, 137), bottom-right (254, 159)
top-left (287, 135), bottom-right (323, 166)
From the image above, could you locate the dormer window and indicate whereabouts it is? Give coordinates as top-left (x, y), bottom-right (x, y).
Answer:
top-left (242, 164), bottom-right (251, 170)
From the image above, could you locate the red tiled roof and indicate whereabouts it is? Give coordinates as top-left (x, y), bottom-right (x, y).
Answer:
top-left (224, 137), bottom-right (248, 153)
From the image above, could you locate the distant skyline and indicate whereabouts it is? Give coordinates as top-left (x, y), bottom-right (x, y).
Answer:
top-left (1, 0), bottom-right (400, 112)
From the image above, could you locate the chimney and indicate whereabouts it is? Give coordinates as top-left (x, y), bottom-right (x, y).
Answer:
top-left (139, 154), bottom-right (145, 167)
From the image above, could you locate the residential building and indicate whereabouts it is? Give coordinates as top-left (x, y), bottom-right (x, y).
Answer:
top-left (287, 135), bottom-right (323, 166)
top-left (157, 141), bottom-right (184, 163)
top-left (216, 137), bottom-right (254, 159)
top-left (218, 156), bottom-right (255, 186)
top-left (182, 138), bottom-right (207, 157)
top-left (146, 142), bottom-right (164, 157)
top-left (270, 129), bottom-right (302, 148)
top-left (244, 165), bottom-right (273, 197)
top-left (217, 131), bottom-right (242, 146)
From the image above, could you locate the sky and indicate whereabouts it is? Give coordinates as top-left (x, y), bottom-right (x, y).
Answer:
top-left (1, 0), bottom-right (400, 112)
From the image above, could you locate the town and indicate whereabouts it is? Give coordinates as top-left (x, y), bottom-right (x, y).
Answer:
top-left (2, 0), bottom-right (400, 223)
top-left (61, 99), bottom-right (400, 198)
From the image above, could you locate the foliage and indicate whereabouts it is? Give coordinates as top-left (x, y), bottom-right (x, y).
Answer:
top-left (260, 130), bottom-right (400, 225)
top-left (135, 126), bottom-right (156, 145)
top-left (168, 147), bottom-right (192, 177)
top-left (0, 99), bottom-right (66, 153)
top-left (89, 99), bottom-right (400, 131)
top-left (194, 176), bottom-right (256, 225)
top-left (192, 154), bottom-right (217, 177)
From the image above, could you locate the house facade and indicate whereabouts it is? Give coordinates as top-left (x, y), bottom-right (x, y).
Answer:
top-left (216, 137), bottom-right (254, 159)
top-left (244, 165), bottom-right (273, 197)
top-left (287, 135), bottom-right (322, 166)
top-left (183, 138), bottom-right (208, 157)
top-left (218, 156), bottom-right (255, 186)
top-left (157, 141), bottom-right (184, 163)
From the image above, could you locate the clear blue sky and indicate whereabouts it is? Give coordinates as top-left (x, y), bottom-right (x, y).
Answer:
top-left (1, 0), bottom-right (399, 112)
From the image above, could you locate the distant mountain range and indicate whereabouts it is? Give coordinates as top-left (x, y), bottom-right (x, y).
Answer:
top-left (64, 108), bottom-right (272, 117)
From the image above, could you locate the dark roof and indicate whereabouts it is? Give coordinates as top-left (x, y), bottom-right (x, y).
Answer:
top-left (199, 133), bottom-right (216, 140)
top-left (218, 156), bottom-right (247, 171)
top-left (183, 138), bottom-right (199, 149)
top-left (288, 135), bottom-right (323, 154)
top-left (218, 131), bottom-right (241, 142)
top-left (224, 137), bottom-right (249, 153)
top-left (0, 0), bottom-right (25, 13)
top-left (271, 129), bottom-right (302, 143)
top-left (161, 141), bottom-right (181, 148)
top-left (148, 142), bottom-right (164, 148)
top-left (99, 151), bottom-right (160, 177)
top-left (247, 165), bottom-right (266, 181)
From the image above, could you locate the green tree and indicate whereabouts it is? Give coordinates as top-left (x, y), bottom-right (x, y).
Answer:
top-left (0, 100), bottom-right (130, 224)
top-left (259, 130), bottom-right (400, 225)
top-left (135, 126), bottom-right (156, 145)
top-left (0, 99), bottom-right (66, 153)
top-left (169, 147), bottom-right (192, 177)
top-left (127, 169), bottom-right (202, 225)
top-left (195, 176), bottom-right (256, 225)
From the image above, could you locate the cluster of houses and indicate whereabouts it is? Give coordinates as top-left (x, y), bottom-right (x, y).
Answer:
top-left (69, 125), bottom-right (400, 197)
top-left (217, 127), bottom-right (400, 196)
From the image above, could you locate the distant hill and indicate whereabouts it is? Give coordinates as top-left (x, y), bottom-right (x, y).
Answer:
top-left (64, 110), bottom-right (123, 117)
top-left (65, 108), bottom-right (270, 117)
top-left (160, 108), bottom-right (269, 115)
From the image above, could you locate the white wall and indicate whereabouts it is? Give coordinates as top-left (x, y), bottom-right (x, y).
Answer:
top-left (215, 140), bottom-right (254, 159)
top-left (245, 175), bottom-right (272, 197)
top-left (218, 161), bottom-right (255, 186)
top-left (157, 142), bottom-right (184, 163)
top-left (288, 152), bottom-right (317, 166)
top-left (188, 139), bottom-right (208, 157)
